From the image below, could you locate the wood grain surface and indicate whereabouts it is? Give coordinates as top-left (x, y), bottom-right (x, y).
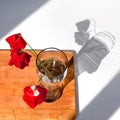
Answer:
top-left (0, 50), bottom-right (76, 120)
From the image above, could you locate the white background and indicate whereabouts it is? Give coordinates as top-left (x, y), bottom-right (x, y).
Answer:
top-left (0, 0), bottom-right (120, 120)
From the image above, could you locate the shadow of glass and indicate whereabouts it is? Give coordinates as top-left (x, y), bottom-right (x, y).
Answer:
top-left (0, 0), bottom-right (49, 39)
top-left (77, 36), bottom-right (110, 74)
top-left (76, 71), bottom-right (120, 120)
top-left (74, 19), bottom-right (115, 75)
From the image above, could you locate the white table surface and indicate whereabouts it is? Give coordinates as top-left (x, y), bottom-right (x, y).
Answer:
top-left (0, 0), bottom-right (120, 120)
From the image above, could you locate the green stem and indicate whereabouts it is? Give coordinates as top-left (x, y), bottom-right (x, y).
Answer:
top-left (28, 50), bottom-right (37, 57)
top-left (34, 75), bottom-right (43, 91)
top-left (35, 75), bottom-right (43, 86)
top-left (26, 41), bottom-right (38, 57)
top-left (22, 38), bottom-right (38, 57)
top-left (22, 35), bottom-right (38, 57)
top-left (38, 75), bottom-right (43, 84)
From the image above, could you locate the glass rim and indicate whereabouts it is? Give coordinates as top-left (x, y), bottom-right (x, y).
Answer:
top-left (94, 31), bottom-right (116, 50)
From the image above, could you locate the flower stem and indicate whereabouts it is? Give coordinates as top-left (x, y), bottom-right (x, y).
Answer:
top-left (33, 76), bottom-right (43, 91)
top-left (26, 41), bottom-right (38, 57)
top-left (38, 75), bottom-right (43, 84)
top-left (21, 34), bottom-right (38, 57)
top-left (35, 75), bottom-right (43, 86)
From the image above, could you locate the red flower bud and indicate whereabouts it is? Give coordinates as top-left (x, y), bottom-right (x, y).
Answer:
top-left (23, 85), bottom-right (47, 108)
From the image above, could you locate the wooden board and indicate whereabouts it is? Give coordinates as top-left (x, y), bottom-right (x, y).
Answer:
top-left (0, 50), bottom-right (76, 120)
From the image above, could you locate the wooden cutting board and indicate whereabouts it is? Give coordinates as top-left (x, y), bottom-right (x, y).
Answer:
top-left (0, 50), bottom-right (76, 120)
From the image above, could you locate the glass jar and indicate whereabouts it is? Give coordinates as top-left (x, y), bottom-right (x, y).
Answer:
top-left (36, 47), bottom-right (68, 102)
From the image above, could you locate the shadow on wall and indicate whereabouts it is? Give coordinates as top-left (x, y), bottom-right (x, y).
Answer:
top-left (74, 19), bottom-right (116, 120)
top-left (74, 19), bottom-right (115, 75)
top-left (0, 0), bottom-right (48, 39)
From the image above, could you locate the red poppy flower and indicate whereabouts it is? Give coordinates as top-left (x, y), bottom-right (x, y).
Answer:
top-left (23, 85), bottom-right (47, 108)
top-left (6, 33), bottom-right (26, 49)
top-left (8, 50), bottom-right (31, 69)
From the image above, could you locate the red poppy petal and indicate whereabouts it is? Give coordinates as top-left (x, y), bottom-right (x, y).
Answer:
top-left (5, 34), bottom-right (16, 48)
top-left (23, 86), bottom-right (47, 108)
top-left (18, 52), bottom-right (31, 69)
top-left (9, 51), bottom-right (31, 69)
top-left (15, 37), bottom-right (26, 49)
top-left (23, 86), bottom-right (37, 108)
top-left (5, 33), bottom-right (27, 49)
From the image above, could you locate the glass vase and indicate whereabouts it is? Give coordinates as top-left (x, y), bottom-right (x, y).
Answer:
top-left (36, 47), bottom-right (68, 102)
